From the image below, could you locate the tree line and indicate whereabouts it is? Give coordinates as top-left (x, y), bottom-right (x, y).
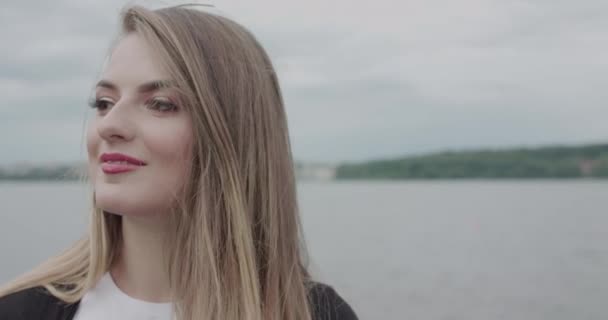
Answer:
top-left (336, 144), bottom-right (608, 179)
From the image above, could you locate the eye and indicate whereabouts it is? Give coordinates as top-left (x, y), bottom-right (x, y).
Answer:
top-left (88, 97), bottom-right (114, 111)
top-left (147, 98), bottom-right (178, 112)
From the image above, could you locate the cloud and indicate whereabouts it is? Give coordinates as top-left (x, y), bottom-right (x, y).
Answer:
top-left (1, 0), bottom-right (607, 165)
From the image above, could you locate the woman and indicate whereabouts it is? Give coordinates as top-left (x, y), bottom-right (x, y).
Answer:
top-left (0, 5), bottom-right (358, 320)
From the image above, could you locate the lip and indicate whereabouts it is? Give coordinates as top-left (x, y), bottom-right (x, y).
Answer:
top-left (100, 152), bottom-right (146, 174)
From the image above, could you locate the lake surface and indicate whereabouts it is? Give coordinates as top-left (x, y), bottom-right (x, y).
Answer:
top-left (1, 180), bottom-right (607, 319)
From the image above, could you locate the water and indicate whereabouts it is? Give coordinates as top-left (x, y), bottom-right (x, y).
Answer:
top-left (1, 180), bottom-right (607, 320)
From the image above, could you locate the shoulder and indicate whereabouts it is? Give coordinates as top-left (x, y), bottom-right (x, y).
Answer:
top-left (307, 282), bottom-right (359, 320)
top-left (0, 286), bottom-right (47, 319)
top-left (0, 286), bottom-right (77, 320)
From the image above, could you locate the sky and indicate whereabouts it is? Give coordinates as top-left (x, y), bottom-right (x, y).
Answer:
top-left (1, 0), bottom-right (607, 165)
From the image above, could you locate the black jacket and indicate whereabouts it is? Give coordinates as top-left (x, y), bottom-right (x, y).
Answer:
top-left (0, 282), bottom-right (358, 320)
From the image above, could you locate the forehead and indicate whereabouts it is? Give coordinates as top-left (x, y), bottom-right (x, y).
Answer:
top-left (101, 33), bottom-right (169, 85)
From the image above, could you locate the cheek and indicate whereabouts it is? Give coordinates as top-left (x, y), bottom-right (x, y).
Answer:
top-left (148, 126), bottom-right (193, 172)
top-left (85, 124), bottom-right (99, 179)
top-left (85, 125), bottom-right (97, 154)
top-left (146, 128), bottom-right (193, 203)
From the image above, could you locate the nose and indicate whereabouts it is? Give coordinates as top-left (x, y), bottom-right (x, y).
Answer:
top-left (96, 101), bottom-right (135, 142)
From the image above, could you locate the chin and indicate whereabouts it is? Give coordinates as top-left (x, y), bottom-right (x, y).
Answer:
top-left (95, 188), bottom-right (134, 216)
top-left (95, 190), bottom-right (171, 218)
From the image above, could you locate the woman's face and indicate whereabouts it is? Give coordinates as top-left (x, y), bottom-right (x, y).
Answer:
top-left (86, 33), bottom-right (193, 217)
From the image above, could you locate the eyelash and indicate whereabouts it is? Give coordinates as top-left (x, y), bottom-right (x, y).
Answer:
top-left (87, 98), bottom-right (179, 113)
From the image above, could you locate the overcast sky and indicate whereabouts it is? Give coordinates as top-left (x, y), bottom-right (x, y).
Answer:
top-left (1, 0), bottom-right (607, 165)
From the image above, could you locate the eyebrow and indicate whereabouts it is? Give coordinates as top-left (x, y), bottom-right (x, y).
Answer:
top-left (95, 79), bottom-right (177, 93)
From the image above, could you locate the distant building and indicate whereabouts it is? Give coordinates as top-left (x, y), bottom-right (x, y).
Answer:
top-left (579, 159), bottom-right (597, 177)
top-left (295, 163), bottom-right (336, 181)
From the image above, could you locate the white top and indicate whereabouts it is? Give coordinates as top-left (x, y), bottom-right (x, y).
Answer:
top-left (72, 272), bottom-right (173, 320)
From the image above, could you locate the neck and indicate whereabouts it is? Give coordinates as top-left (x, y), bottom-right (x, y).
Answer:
top-left (110, 212), bottom-right (172, 303)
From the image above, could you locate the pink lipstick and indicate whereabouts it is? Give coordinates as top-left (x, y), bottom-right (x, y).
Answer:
top-left (100, 152), bottom-right (146, 174)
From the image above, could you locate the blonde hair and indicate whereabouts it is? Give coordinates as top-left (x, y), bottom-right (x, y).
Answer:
top-left (0, 5), bottom-right (314, 320)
